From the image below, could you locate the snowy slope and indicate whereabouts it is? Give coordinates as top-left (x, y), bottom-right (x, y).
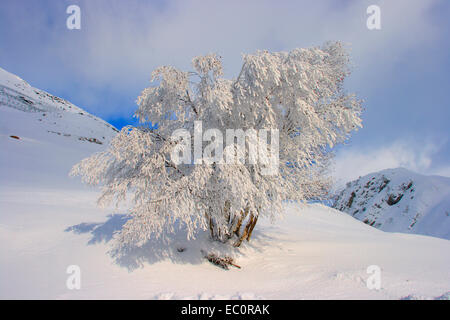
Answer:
top-left (333, 168), bottom-right (450, 240)
top-left (0, 67), bottom-right (118, 147)
top-left (1, 144), bottom-right (449, 300)
top-left (0, 67), bottom-right (118, 189)
top-left (0, 68), bottom-right (449, 300)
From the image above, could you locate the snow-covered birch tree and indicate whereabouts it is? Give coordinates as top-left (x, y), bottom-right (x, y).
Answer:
top-left (71, 41), bottom-right (362, 253)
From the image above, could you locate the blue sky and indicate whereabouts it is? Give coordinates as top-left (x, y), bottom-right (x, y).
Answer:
top-left (1, 0), bottom-right (449, 182)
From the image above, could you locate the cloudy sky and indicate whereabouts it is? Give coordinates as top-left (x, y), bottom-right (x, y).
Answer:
top-left (1, 0), bottom-right (449, 183)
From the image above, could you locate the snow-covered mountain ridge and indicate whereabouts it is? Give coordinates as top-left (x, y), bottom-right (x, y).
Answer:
top-left (0, 67), bottom-right (118, 146)
top-left (333, 168), bottom-right (450, 240)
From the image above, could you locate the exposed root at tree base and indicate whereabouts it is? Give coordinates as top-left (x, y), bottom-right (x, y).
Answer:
top-left (201, 250), bottom-right (241, 270)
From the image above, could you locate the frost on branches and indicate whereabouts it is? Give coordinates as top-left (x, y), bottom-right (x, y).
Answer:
top-left (71, 41), bottom-right (362, 255)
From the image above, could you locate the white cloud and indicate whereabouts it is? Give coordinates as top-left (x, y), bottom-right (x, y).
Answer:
top-left (2, 0), bottom-right (448, 170)
top-left (332, 139), bottom-right (449, 185)
top-left (70, 0), bottom-right (440, 79)
top-left (9, 0), bottom-right (441, 117)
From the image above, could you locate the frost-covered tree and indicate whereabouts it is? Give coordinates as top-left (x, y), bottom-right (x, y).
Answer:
top-left (71, 41), bottom-right (362, 253)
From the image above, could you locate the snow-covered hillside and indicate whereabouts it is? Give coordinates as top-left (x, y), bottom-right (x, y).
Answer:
top-left (333, 168), bottom-right (450, 240)
top-left (0, 67), bottom-right (118, 147)
top-left (0, 67), bottom-right (118, 189)
top-left (0, 68), bottom-right (449, 300)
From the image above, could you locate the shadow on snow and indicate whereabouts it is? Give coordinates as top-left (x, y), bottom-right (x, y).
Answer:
top-left (65, 214), bottom-right (271, 271)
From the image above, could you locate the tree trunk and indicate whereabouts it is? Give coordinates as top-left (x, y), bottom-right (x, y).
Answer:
top-left (206, 205), bottom-right (259, 247)
top-left (233, 213), bottom-right (258, 247)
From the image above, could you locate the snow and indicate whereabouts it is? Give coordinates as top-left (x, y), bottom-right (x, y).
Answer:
top-left (0, 68), bottom-right (449, 299)
top-left (0, 67), bottom-right (117, 136)
top-left (333, 168), bottom-right (450, 240)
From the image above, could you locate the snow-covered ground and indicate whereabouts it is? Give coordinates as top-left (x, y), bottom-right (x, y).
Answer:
top-left (333, 168), bottom-right (450, 240)
top-left (1, 68), bottom-right (449, 299)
